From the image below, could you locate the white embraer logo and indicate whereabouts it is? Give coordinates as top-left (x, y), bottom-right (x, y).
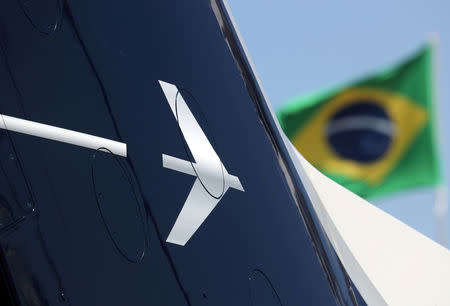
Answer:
top-left (159, 81), bottom-right (244, 246)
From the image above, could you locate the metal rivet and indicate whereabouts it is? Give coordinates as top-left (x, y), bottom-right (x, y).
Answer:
top-left (59, 291), bottom-right (67, 302)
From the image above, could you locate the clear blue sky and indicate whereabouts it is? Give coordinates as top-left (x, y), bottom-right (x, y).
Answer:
top-left (228, 0), bottom-right (450, 245)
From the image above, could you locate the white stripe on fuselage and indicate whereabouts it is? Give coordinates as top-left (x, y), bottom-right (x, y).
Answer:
top-left (0, 114), bottom-right (126, 157)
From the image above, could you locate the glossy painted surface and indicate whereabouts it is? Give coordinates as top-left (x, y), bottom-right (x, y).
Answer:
top-left (0, 0), bottom-right (364, 305)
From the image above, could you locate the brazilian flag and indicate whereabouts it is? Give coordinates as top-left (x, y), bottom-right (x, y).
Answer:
top-left (278, 44), bottom-right (442, 199)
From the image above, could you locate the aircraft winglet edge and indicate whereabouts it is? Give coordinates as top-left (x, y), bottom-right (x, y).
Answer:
top-left (284, 134), bottom-right (450, 306)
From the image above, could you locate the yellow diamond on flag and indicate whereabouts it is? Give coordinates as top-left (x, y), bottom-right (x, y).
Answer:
top-left (292, 88), bottom-right (427, 186)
